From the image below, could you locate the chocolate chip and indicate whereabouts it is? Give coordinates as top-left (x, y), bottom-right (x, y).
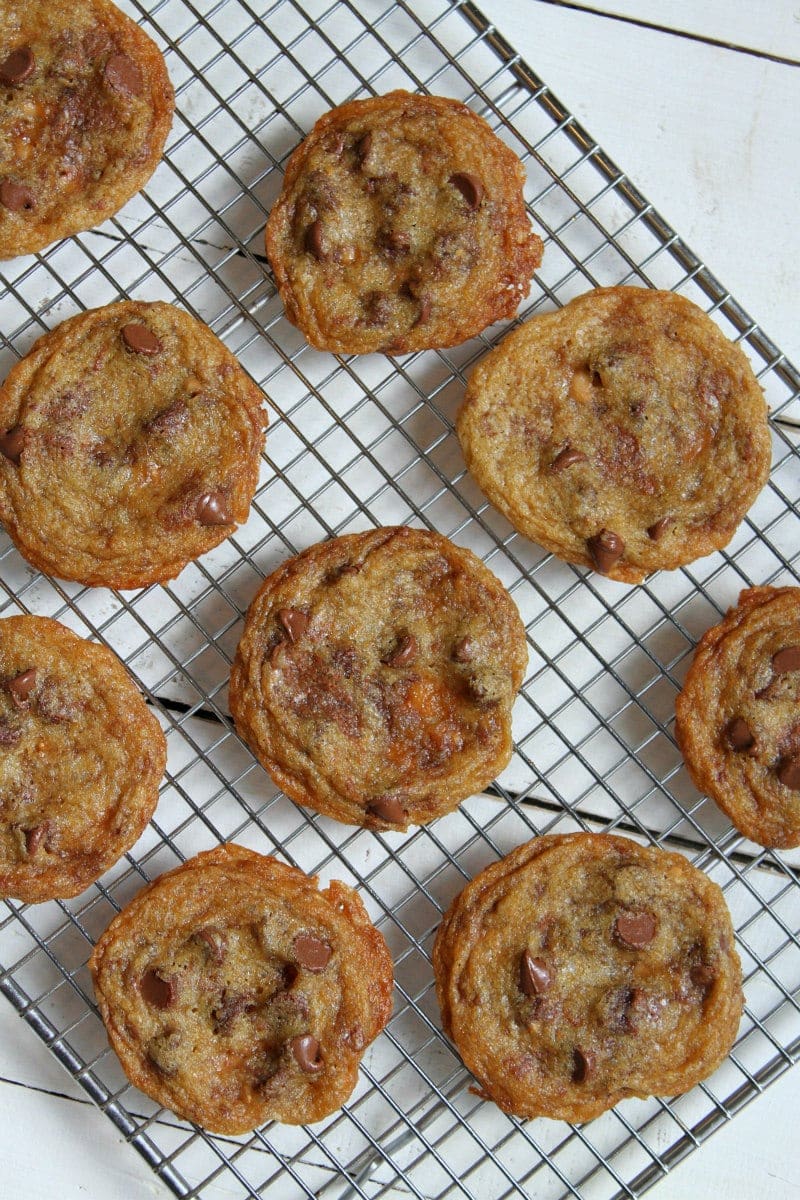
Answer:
top-left (368, 793), bottom-right (407, 825)
top-left (587, 529), bottom-right (625, 574)
top-left (614, 910), bottom-right (657, 949)
top-left (452, 636), bottom-right (475, 663)
top-left (413, 296), bottom-right (432, 327)
top-left (278, 608), bottom-right (308, 643)
top-left (647, 516), bottom-right (672, 541)
top-left (777, 755), bottom-right (800, 791)
top-left (196, 491), bottom-right (231, 526)
top-left (293, 933), bottom-right (332, 972)
top-left (24, 822), bottom-right (50, 856)
top-left (0, 47), bottom-right (35, 86)
top-left (140, 969), bottom-right (177, 1009)
top-left (213, 990), bottom-right (256, 1033)
top-left (0, 180), bottom-right (35, 212)
top-left (121, 323), bottom-right (162, 355)
top-left (7, 668), bottom-right (37, 707)
top-left (520, 951), bottom-right (552, 996)
top-left (291, 1033), bottom-right (323, 1073)
top-left (571, 1047), bottom-right (595, 1083)
top-left (725, 717), bottom-right (756, 754)
top-left (305, 219), bottom-right (327, 261)
top-left (690, 963), bottom-right (715, 991)
top-left (104, 53), bottom-right (143, 97)
top-left (0, 425), bottom-right (24, 464)
top-left (356, 131), bottom-right (373, 162)
top-left (551, 443), bottom-right (587, 472)
top-left (194, 926), bottom-right (227, 964)
top-left (383, 634), bottom-right (418, 668)
top-left (772, 646), bottom-right (800, 675)
top-left (449, 172), bottom-right (484, 210)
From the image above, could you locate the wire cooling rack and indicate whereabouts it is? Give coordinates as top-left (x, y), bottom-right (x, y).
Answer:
top-left (1, 1), bottom-right (799, 1198)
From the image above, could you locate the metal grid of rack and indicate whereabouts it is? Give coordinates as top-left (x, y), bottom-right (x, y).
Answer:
top-left (1, 1), bottom-right (799, 1197)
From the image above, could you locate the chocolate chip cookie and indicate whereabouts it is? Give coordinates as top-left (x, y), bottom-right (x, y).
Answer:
top-left (456, 287), bottom-right (771, 583)
top-left (0, 300), bottom-right (267, 588)
top-left (90, 843), bottom-right (394, 1133)
top-left (229, 527), bottom-right (528, 831)
top-left (0, 615), bottom-right (165, 903)
top-left (265, 90), bottom-right (543, 354)
top-left (433, 832), bottom-right (742, 1122)
top-left (0, 0), bottom-right (173, 258)
top-left (676, 586), bottom-right (800, 848)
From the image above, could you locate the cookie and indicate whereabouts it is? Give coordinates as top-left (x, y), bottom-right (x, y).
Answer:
top-left (0, 615), bottom-right (165, 903)
top-left (229, 527), bottom-right (527, 832)
top-left (675, 586), bottom-right (800, 848)
top-left (433, 832), bottom-right (742, 1122)
top-left (456, 287), bottom-right (771, 583)
top-left (265, 90), bottom-right (543, 354)
top-left (90, 844), bottom-right (394, 1133)
top-left (0, 0), bottom-right (173, 258)
top-left (0, 300), bottom-right (267, 589)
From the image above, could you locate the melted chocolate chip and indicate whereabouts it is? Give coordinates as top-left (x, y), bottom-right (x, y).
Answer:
top-left (587, 529), bottom-right (625, 574)
top-left (0, 47), bottom-right (35, 87)
top-left (356, 131), bottom-right (373, 162)
top-left (278, 608), bottom-right (308, 643)
top-left (368, 793), bottom-right (407, 825)
top-left (551, 443), bottom-right (587, 472)
top-left (449, 172), bottom-right (484, 210)
top-left (725, 717), bottom-right (756, 754)
top-left (121, 324), bottom-right (162, 355)
top-left (383, 634), bottom-right (418, 668)
top-left (690, 963), bottom-right (715, 991)
top-left (0, 180), bottom-right (35, 212)
top-left (0, 425), bottom-right (24, 464)
top-left (520, 951), bottom-right (552, 996)
top-left (140, 969), bottom-right (177, 1009)
top-left (196, 491), bottom-right (231, 526)
top-left (24, 822), bottom-right (50, 856)
top-left (777, 755), bottom-right (800, 791)
top-left (305, 219), bottom-right (327, 260)
top-left (772, 646), bottom-right (800, 676)
top-left (293, 933), bottom-right (332, 973)
top-left (413, 296), bottom-right (432, 327)
top-left (571, 1047), bottom-right (595, 1083)
top-left (647, 516), bottom-right (672, 541)
top-left (614, 910), bottom-right (657, 949)
top-left (104, 53), bottom-right (144, 97)
top-left (7, 668), bottom-right (37, 707)
top-left (291, 1033), bottom-right (323, 1073)
top-left (452, 636), bottom-right (475, 663)
top-left (213, 990), bottom-right (256, 1033)
top-left (195, 926), bottom-right (227, 964)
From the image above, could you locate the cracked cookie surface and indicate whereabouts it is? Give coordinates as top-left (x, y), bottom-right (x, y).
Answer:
top-left (266, 90), bottom-right (542, 354)
top-left (0, 300), bottom-right (267, 588)
top-left (676, 586), bottom-right (800, 848)
top-left (0, 0), bottom-right (173, 258)
top-left (433, 832), bottom-right (742, 1122)
top-left (456, 287), bottom-right (771, 583)
top-left (0, 615), bottom-right (165, 902)
top-left (229, 527), bottom-right (528, 831)
top-left (90, 844), bottom-right (394, 1133)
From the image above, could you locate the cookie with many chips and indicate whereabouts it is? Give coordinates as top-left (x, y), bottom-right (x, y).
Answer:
top-left (676, 586), bottom-right (800, 848)
top-left (0, 0), bottom-right (174, 258)
top-left (265, 90), bottom-right (543, 354)
top-left (0, 615), bottom-right (165, 902)
top-left (0, 300), bottom-right (267, 588)
top-left (433, 832), bottom-right (742, 1122)
top-left (456, 287), bottom-right (771, 583)
top-left (90, 843), bottom-right (394, 1133)
top-left (229, 527), bottom-right (527, 831)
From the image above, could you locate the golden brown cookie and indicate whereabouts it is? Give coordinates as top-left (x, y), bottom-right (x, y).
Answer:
top-left (0, 0), bottom-right (174, 258)
top-left (457, 287), bottom-right (771, 583)
top-left (0, 615), bottom-right (165, 903)
top-left (0, 300), bottom-right (267, 589)
top-left (265, 90), bottom-right (543, 354)
top-left (90, 844), bottom-right (394, 1133)
top-left (433, 832), bottom-right (742, 1122)
top-left (675, 586), bottom-right (800, 848)
top-left (229, 527), bottom-right (527, 832)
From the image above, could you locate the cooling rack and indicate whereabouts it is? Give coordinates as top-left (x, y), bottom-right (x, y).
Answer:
top-left (1, 1), bottom-right (799, 1197)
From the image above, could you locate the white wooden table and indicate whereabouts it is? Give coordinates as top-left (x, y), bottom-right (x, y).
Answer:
top-left (1, 1), bottom-right (799, 1197)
